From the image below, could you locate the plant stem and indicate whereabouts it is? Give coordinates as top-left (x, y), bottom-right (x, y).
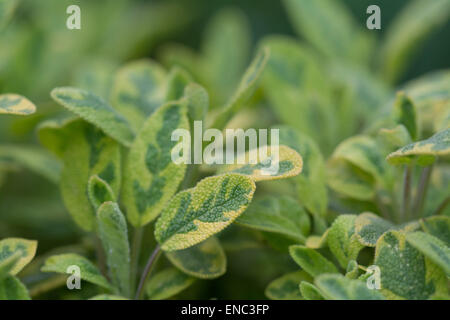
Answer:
top-left (135, 245), bottom-right (161, 300)
top-left (433, 196), bottom-right (450, 216)
top-left (402, 165), bottom-right (412, 222)
top-left (412, 165), bottom-right (432, 218)
top-left (130, 227), bottom-right (143, 292)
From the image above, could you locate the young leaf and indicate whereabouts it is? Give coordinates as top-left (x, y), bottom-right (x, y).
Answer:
top-left (265, 271), bottom-right (311, 300)
top-left (184, 83), bottom-right (209, 124)
top-left (155, 174), bottom-right (256, 251)
top-left (0, 94), bottom-right (36, 116)
top-left (58, 120), bottom-right (122, 231)
top-left (378, 125), bottom-right (412, 149)
top-left (379, 0), bottom-right (450, 83)
top-left (355, 212), bottom-right (396, 247)
top-left (211, 47), bottom-right (269, 129)
top-left (393, 92), bottom-right (418, 141)
top-left (110, 59), bottom-right (167, 130)
top-left (236, 196), bottom-right (310, 242)
top-left (41, 253), bottom-right (114, 290)
top-left (97, 202), bottom-right (131, 297)
top-left (299, 281), bottom-right (325, 300)
top-left (0, 145), bottom-right (61, 183)
top-left (221, 145), bottom-right (303, 182)
top-left (327, 215), bottom-right (364, 268)
top-left (165, 237), bottom-right (226, 279)
top-left (387, 128), bottom-right (450, 165)
top-left (122, 101), bottom-right (189, 227)
top-left (145, 268), bottom-right (195, 300)
top-left (420, 216), bottom-right (450, 245)
top-left (278, 125), bottom-right (327, 217)
top-left (51, 87), bottom-right (135, 147)
top-left (0, 238), bottom-right (37, 275)
top-left (345, 260), bottom-right (360, 279)
top-left (289, 245), bottom-right (338, 277)
top-left (375, 231), bottom-right (448, 299)
top-left (406, 232), bottom-right (450, 276)
top-left (87, 175), bottom-right (116, 211)
top-left (0, 275), bottom-right (30, 300)
top-left (315, 274), bottom-right (385, 300)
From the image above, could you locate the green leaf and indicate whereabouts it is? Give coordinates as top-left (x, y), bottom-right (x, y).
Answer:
top-left (265, 271), bottom-right (311, 300)
top-left (406, 232), bottom-right (450, 276)
top-left (165, 237), bottom-right (226, 279)
top-left (0, 145), bottom-right (61, 183)
top-left (51, 87), bottom-right (135, 147)
top-left (387, 128), bottom-right (450, 165)
top-left (0, 238), bottom-right (37, 276)
top-left (97, 202), bottom-right (131, 297)
top-left (345, 260), bottom-right (360, 279)
top-left (0, 252), bottom-right (21, 279)
top-left (211, 47), bottom-right (269, 129)
top-left (155, 174), bottom-right (256, 251)
top-left (122, 101), bottom-right (189, 227)
top-left (236, 196), bottom-right (310, 242)
top-left (89, 294), bottom-right (128, 300)
top-left (393, 92), bottom-right (418, 141)
top-left (165, 66), bottom-right (192, 101)
top-left (277, 125), bottom-right (327, 217)
top-left (221, 145), bottom-right (303, 182)
top-left (305, 229), bottom-right (329, 249)
top-left (315, 274), bottom-right (385, 300)
top-left (327, 215), bottom-right (364, 268)
top-left (379, 0), bottom-right (450, 83)
top-left (0, 94), bottom-right (36, 116)
top-left (56, 120), bottom-right (122, 231)
top-left (420, 216), bottom-right (450, 245)
top-left (37, 116), bottom-right (78, 158)
top-left (0, 275), bottom-right (30, 300)
top-left (145, 268), bottom-right (195, 300)
top-left (87, 175), bottom-right (116, 211)
top-left (289, 245), bottom-right (338, 277)
top-left (283, 0), bottom-right (371, 63)
top-left (41, 253), bottom-right (113, 290)
top-left (299, 281), bottom-right (325, 300)
top-left (355, 212), bottom-right (396, 247)
top-left (184, 83), bottom-right (209, 124)
top-left (378, 125), bottom-right (412, 149)
top-left (375, 231), bottom-right (447, 299)
top-left (73, 59), bottom-right (118, 98)
top-left (110, 59), bottom-right (167, 131)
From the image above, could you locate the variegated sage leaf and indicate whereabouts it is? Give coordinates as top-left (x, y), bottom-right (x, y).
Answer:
top-left (0, 238), bottom-right (37, 276)
top-left (155, 174), bottom-right (256, 251)
top-left (97, 202), bottom-right (131, 297)
top-left (406, 232), bottom-right (450, 276)
top-left (236, 196), bottom-right (310, 242)
top-left (355, 212), bottom-right (396, 247)
top-left (420, 216), bottom-right (450, 245)
top-left (0, 94), bottom-right (36, 116)
top-left (51, 87), bottom-right (135, 147)
top-left (41, 253), bottom-right (114, 290)
top-left (375, 231), bottom-right (448, 299)
top-left (0, 145), bottom-right (61, 183)
top-left (387, 128), bottom-right (450, 165)
top-left (57, 120), bottom-right (122, 231)
top-left (289, 245), bottom-right (338, 277)
top-left (278, 125), bottom-right (327, 217)
top-left (221, 145), bottom-right (302, 182)
top-left (165, 66), bottom-right (192, 101)
top-left (184, 83), bottom-right (209, 124)
top-left (283, 0), bottom-right (372, 63)
top-left (379, 0), bottom-right (450, 83)
top-left (0, 275), bottom-right (30, 300)
top-left (299, 281), bottom-right (325, 300)
top-left (0, 252), bottom-right (21, 279)
top-left (165, 237), bottom-right (226, 279)
top-left (123, 101), bottom-right (189, 227)
top-left (315, 274), bottom-right (385, 300)
top-left (393, 92), bottom-right (418, 140)
top-left (145, 267), bottom-right (195, 300)
top-left (345, 260), bottom-right (360, 279)
top-left (265, 271), bottom-right (311, 300)
top-left (327, 215), bottom-right (364, 268)
top-left (73, 59), bottom-right (118, 98)
top-left (88, 175), bottom-right (116, 211)
top-left (37, 116), bottom-right (78, 158)
top-left (211, 48), bottom-right (269, 129)
top-left (111, 60), bottom-right (167, 130)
